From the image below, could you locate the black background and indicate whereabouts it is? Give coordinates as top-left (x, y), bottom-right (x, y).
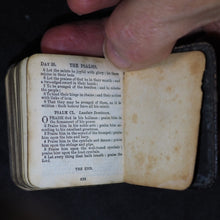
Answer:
top-left (0, 1), bottom-right (220, 219)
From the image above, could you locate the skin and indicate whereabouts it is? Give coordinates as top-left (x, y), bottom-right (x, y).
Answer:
top-left (41, 0), bottom-right (220, 70)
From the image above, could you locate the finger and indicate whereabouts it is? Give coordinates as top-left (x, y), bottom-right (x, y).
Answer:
top-left (103, 1), bottom-right (179, 70)
top-left (203, 21), bottom-right (220, 34)
top-left (67, 0), bottom-right (120, 15)
top-left (41, 20), bottom-right (105, 56)
top-left (103, 0), bottom-right (220, 70)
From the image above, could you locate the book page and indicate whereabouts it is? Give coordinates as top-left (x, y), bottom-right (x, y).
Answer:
top-left (27, 54), bottom-right (123, 188)
top-left (5, 66), bottom-right (18, 186)
top-left (124, 52), bottom-right (205, 190)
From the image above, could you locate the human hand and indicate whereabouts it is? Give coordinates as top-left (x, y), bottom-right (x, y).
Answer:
top-left (41, 0), bottom-right (220, 70)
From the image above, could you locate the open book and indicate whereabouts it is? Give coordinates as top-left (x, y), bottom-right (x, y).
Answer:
top-left (5, 51), bottom-right (205, 190)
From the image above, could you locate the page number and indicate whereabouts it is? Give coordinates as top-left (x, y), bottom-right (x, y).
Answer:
top-left (80, 177), bottom-right (86, 181)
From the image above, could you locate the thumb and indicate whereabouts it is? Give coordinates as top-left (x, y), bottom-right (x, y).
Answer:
top-left (103, 0), bottom-right (208, 71)
top-left (103, 1), bottom-right (176, 70)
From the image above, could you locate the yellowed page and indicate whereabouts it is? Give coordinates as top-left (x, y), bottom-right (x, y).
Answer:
top-left (27, 54), bottom-right (123, 189)
top-left (124, 51), bottom-right (205, 190)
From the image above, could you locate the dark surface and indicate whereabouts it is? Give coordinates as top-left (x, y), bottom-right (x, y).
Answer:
top-left (1, 1), bottom-right (220, 220)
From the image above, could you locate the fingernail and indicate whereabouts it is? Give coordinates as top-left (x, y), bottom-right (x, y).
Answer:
top-left (103, 39), bottom-right (130, 70)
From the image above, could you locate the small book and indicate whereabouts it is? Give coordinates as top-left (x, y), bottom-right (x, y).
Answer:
top-left (5, 51), bottom-right (205, 190)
